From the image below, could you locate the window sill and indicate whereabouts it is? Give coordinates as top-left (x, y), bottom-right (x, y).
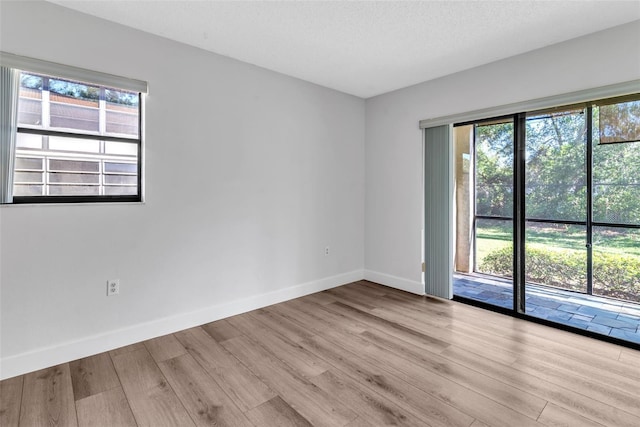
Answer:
top-left (0, 200), bottom-right (145, 208)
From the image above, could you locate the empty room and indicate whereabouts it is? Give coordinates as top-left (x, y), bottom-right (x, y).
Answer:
top-left (1, 1), bottom-right (639, 426)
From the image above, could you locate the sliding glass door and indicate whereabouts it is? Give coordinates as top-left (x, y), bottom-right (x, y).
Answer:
top-left (592, 103), bottom-right (640, 305)
top-left (453, 95), bottom-right (640, 345)
top-left (472, 120), bottom-right (514, 309)
top-left (524, 109), bottom-right (589, 318)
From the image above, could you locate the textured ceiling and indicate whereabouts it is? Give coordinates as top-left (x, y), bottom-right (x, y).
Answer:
top-left (48, 1), bottom-right (640, 98)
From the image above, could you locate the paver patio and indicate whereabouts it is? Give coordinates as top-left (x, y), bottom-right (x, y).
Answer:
top-left (454, 273), bottom-right (640, 344)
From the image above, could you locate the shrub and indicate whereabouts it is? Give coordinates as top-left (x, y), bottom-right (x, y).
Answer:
top-left (480, 245), bottom-right (640, 303)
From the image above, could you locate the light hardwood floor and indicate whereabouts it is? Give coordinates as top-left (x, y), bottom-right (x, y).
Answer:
top-left (2, 280), bottom-right (639, 426)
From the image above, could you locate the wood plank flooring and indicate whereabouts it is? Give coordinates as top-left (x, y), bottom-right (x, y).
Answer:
top-left (2, 280), bottom-right (639, 426)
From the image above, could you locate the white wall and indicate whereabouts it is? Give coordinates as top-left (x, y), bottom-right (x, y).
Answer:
top-left (2, 1), bottom-right (638, 380)
top-left (364, 20), bottom-right (640, 293)
top-left (0, 1), bottom-right (365, 379)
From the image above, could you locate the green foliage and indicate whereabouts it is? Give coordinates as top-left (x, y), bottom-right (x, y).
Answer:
top-left (593, 251), bottom-right (640, 301)
top-left (475, 108), bottom-right (640, 225)
top-left (592, 140), bottom-right (640, 224)
top-left (480, 245), bottom-right (640, 303)
top-left (599, 100), bottom-right (640, 144)
top-left (475, 123), bottom-right (513, 217)
top-left (49, 78), bottom-right (99, 101)
top-left (479, 245), bottom-right (513, 275)
top-left (20, 72), bottom-right (139, 107)
top-left (20, 73), bottom-right (43, 90)
top-left (105, 89), bottom-right (138, 107)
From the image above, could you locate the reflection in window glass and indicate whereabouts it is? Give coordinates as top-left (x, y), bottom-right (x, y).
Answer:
top-left (598, 100), bottom-right (640, 144)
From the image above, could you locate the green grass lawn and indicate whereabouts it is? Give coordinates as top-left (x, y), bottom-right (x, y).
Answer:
top-left (473, 221), bottom-right (640, 302)
top-left (476, 222), bottom-right (640, 260)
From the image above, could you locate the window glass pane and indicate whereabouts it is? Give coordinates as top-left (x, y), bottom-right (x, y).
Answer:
top-left (598, 100), bottom-right (640, 144)
top-left (20, 73), bottom-right (43, 90)
top-left (48, 78), bottom-right (100, 132)
top-left (49, 185), bottom-right (100, 196)
top-left (105, 89), bottom-right (140, 106)
top-left (16, 133), bottom-right (43, 149)
top-left (106, 89), bottom-right (139, 137)
top-left (48, 172), bottom-right (99, 184)
top-left (104, 162), bottom-right (137, 174)
top-left (475, 218), bottom-right (513, 278)
top-left (18, 73), bottom-right (44, 127)
top-left (17, 97), bottom-right (42, 126)
top-left (105, 141), bottom-right (138, 155)
top-left (593, 138), bottom-right (640, 225)
top-left (15, 157), bottom-right (43, 170)
top-left (525, 110), bottom-right (586, 221)
top-left (13, 185), bottom-right (43, 196)
top-left (593, 226), bottom-right (640, 303)
top-left (525, 222), bottom-right (587, 293)
top-left (105, 89), bottom-right (138, 107)
top-left (105, 110), bottom-right (139, 136)
top-left (49, 159), bottom-right (99, 173)
top-left (104, 175), bottom-right (137, 185)
top-left (49, 78), bottom-right (99, 104)
top-left (104, 186), bottom-right (137, 196)
top-left (475, 122), bottom-right (513, 217)
top-left (50, 102), bottom-right (99, 132)
top-left (14, 171), bottom-right (43, 183)
top-left (48, 136), bottom-right (100, 153)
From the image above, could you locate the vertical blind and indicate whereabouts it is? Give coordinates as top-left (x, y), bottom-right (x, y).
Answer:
top-left (424, 125), bottom-right (453, 299)
top-left (0, 66), bottom-right (19, 203)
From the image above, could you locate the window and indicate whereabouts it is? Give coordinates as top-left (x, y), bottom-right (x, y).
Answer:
top-left (1, 53), bottom-right (146, 204)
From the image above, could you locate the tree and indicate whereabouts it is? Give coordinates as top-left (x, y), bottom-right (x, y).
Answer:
top-left (474, 108), bottom-right (640, 225)
top-left (475, 122), bottom-right (513, 217)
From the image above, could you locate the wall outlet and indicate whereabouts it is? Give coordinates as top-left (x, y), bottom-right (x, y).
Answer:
top-left (107, 279), bottom-right (120, 296)
top-left (325, 246), bottom-right (330, 256)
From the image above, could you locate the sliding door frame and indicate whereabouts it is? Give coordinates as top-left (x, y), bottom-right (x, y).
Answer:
top-left (444, 98), bottom-right (640, 350)
top-left (514, 113), bottom-right (527, 314)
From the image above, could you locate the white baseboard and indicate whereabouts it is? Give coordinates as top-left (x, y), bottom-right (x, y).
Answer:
top-left (0, 269), bottom-right (364, 380)
top-left (364, 270), bottom-right (424, 295)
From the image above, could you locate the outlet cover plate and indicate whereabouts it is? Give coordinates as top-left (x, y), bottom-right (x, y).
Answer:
top-left (107, 279), bottom-right (120, 296)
